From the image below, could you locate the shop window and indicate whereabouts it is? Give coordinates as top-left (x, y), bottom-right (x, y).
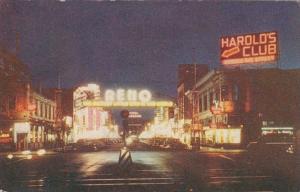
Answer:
top-left (49, 106), bottom-right (52, 120)
top-left (203, 95), bottom-right (208, 111)
top-left (0, 99), bottom-right (6, 112)
top-left (0, 58), bottom-right (4, 69)
top-left (45, 105), bottom-right (48, 119)
top-left (209, 92), bottom-right (214, 109)
top-left (48, 106), bottom-right (51, 119)
top-left (233, 84), bottom-right (239, 101)
top-left (199, 96), bottom-right (202, 112)
top-left (9, 96), bottom-right (16, 110)
top-left (221, 85), bottom-right (229, 101)
top-left (53, 108), bottom-right (56, 120)
top-left (215, 91), bottom-right (220, 102)
top-left (40, 102), bottom-right (43, 117)
top-left (35, 100), bottom-right (38, 116)
top-left (8, 62), bottom-right (14, 72)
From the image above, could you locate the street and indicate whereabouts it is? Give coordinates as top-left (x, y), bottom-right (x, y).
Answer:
top-left (0, 149), bottom-right (298, 192)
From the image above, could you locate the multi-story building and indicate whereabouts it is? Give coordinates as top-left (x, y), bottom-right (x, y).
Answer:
top-left (42, 88), bottom-right (74, 143)
top-left (73, 84), bottom-right (111, 141)
top-left (0, 48), bottom-right (30, 151)
top-left (186, 68), bottom-right (300, 148)
top-left (0, 48), bottom-right (58, 151)
top-left (27, 91), bottom-right (56, 150)
top-left (177, 64), bottom-right (209, 145)
top-left (177, 64), bottom-right (209, 121)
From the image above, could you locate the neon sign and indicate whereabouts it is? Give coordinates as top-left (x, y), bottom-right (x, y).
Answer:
top-left (104, 89), bottom-right (152, 102)
top-left (220, 31), bottom-right (278, 65)
top-left (83, 100), bottom-right (173, 108)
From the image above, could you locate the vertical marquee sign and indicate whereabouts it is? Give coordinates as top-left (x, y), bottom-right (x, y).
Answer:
top-left (220, 31), bottom-right (279, 65)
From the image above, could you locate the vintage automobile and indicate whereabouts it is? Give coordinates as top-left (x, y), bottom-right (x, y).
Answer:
top-left (246, 133), bottom-right (295, 170)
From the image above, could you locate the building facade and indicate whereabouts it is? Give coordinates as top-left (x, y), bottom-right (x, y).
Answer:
top-left (177, 64), bottom-right (209, 121)
top-left (187, 68), bottom-right (300, 148)
top-left (0, 48), bottom-right (58, 151)
top-left (177, 64), bottom-right (209, 146)
top-left (73, 84), bottom-right (114, 141)
top-left (27, 91), bottom-right (57, 150)
top-left (42, 88), bottom-right (74, 144)
top-left (0, 48), bottom-right (30, 151)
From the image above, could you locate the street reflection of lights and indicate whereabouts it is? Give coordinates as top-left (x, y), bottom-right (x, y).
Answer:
top-left (286, 145), bottom-right (294, 154)
top-left (26, 155), bottom-right (32, 160)
top-left (126, 137), bottom-right (133, 145)
top-left (22, 150), bottom-right (31, 155)
top-left (37, 149), bottom-right (46, 156)
top-left (7, 153), bottom-right (13, 159)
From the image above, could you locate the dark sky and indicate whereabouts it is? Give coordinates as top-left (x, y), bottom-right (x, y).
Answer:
top-left (1, 1), bottom-right (300, 97)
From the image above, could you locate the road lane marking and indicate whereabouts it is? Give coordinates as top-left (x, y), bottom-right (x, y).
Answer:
top-left (208, 168), bottom-right (239, 171)
top-left (210, 175), bottom-right (271, 179)
top-left (209, 180), bottom-right (241, 185)
top-left (20, 177), bottom-right (182, 183)
top-left (27, 181), bottom-right (185, 188)
top-left (218, 154), bottom-right (235, 162)
top-left (76, 182), bottom-right (184, 186)
top-left (75, 177), bottom-right (181, 181)
top-left (246, 191), bottom-right (274, 192)
top-left (137, 169), bottom-right (172, 172)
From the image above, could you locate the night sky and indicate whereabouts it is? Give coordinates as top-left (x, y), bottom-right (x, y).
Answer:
top-left (0, 1), bottom-right (300, 97)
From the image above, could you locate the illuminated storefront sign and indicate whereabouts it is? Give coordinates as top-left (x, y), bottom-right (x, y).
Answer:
top-left (0, 133), bottom-right (12, 143)
top-left (129, 111), bottom-right (142, 118)
top-left (261, 127), bottom-right (294, 135)
top-left (104, 89), bottom-right (152, 102)
top-left (83, 100), bottom-right (173, 108)
top-left (220, 31), bottom-right (278, 65)
top-left (74, 84), bottom-right (101, 109)
top-left (205, 128), bottom-right (241, 144)
top-left (210, 101), bottom-right (223, 115)
top-left (14, 122), bottom-right (30, 133)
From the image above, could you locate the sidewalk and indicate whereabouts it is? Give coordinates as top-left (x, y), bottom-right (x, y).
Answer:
top-left (197, 146), bottom-right (246, 153)
top-left (0, 149), bottom-right (58, 157)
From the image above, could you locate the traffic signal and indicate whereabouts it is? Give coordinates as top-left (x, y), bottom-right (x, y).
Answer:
top-left (120, 110), bottom-right (129, 119)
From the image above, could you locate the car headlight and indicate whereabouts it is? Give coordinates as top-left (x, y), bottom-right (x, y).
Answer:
top-left (22, 150), bottom-right (31, 155)
top-left (286, 145), bottom-right (294, 154)
top-left (26, 154), bottom-right (33, 160)
top-left (37, 149), bottom-right (46, 156)
top-left (7, 153), bottom-right (13, 159)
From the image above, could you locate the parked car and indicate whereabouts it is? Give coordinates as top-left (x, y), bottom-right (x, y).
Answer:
top-left (63, 143), bottom-right (78, 152)
top-left (246, 133), bottom-right (295, 169)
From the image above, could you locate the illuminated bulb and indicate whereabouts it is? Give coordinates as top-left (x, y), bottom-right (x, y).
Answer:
top-left (7, 154), bottom-right (13, 159)
top-left (37, 149), bottom-right (46, 156)
top-left (22, 150), bottom-right (31, 155)
top-left (26, 155), bottom-right (32, 160)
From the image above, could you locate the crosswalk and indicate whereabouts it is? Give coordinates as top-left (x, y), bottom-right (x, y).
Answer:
top-left (9, 167), bottom-right (185, 192)
top-left (206, 168), bottom-right (275, 192)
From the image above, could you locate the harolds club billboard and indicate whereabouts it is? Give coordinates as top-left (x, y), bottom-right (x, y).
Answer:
top-left (220, 31), bottom-right (278, 65)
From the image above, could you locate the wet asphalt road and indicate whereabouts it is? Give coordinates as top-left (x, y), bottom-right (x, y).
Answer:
top-left (0, 149), bottom-right (299, 192)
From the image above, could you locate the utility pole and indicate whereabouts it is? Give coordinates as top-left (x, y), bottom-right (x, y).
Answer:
top-left (192, 47), bottom-right (197, 148)
top-left (55, 72), bottom-right (63, 147)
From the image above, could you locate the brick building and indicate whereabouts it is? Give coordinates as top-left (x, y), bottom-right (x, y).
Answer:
top-left (0, 48), bottom-right (59, 151)
top-left (176, 64), bottom-right (209, 145)
top-left (186, 68), bottom-right (300, 148)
